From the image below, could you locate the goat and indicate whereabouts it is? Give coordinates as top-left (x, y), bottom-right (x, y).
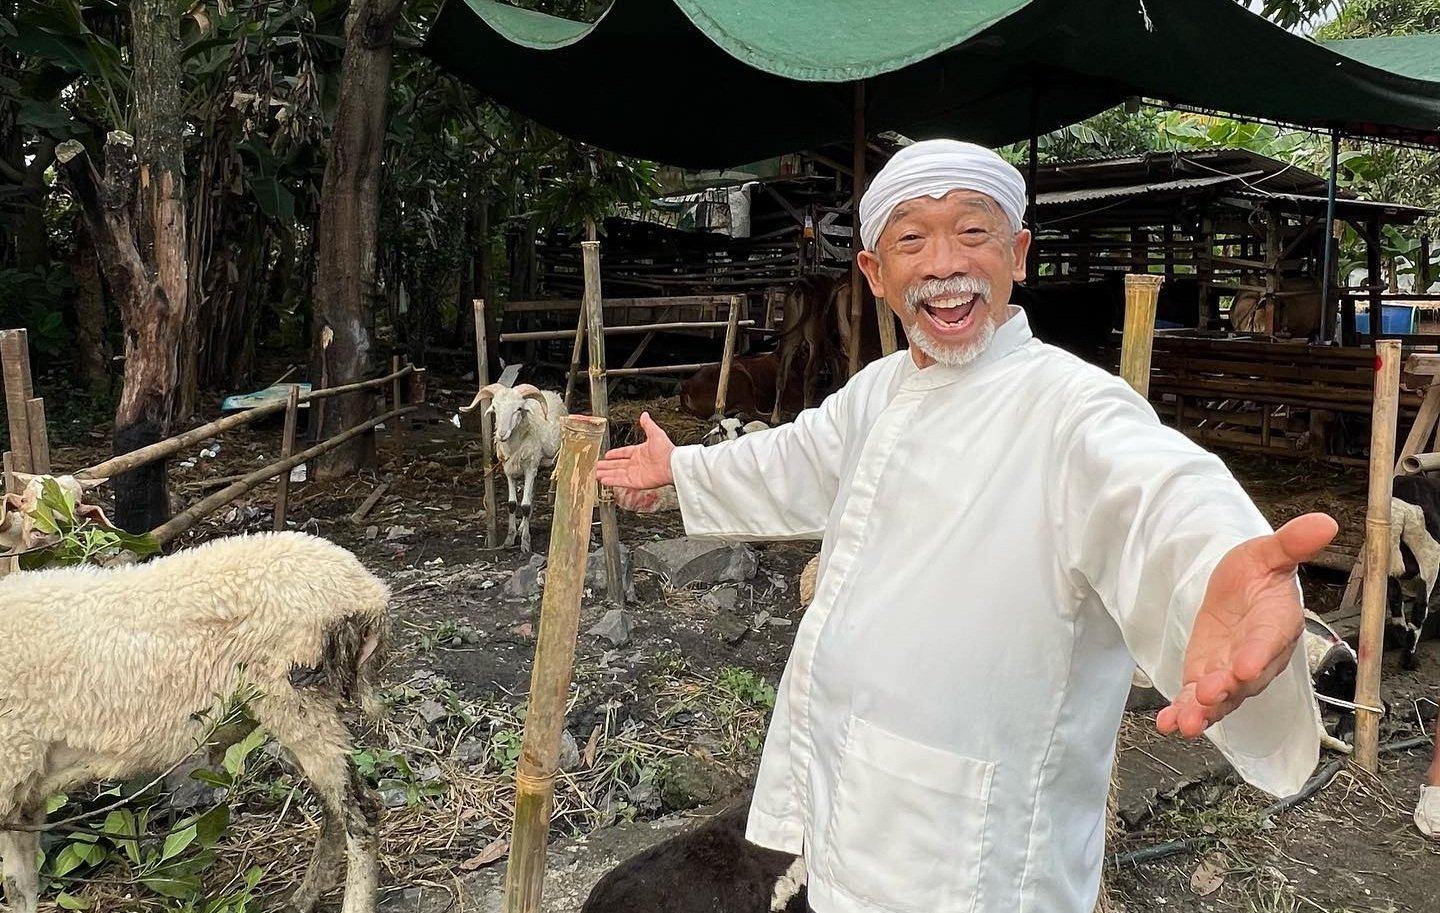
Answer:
top-left (460, 382), bottom-right (567, 552)
top-left (579, 800), bottom-right (806, 913)
top-left (1389, 475), bottom-right (1440, 669)
top-left (701, 417), bottom-right (770, 446)
top-left (0, 531), bottom-right (389, 913)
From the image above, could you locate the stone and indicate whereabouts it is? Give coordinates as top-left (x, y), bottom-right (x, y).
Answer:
top-left (634, 538), bottom-right (759, 588)
top-left (558, 730), bottom-right (581, 771)
top-left (700, 586), bottom-right (740, 612)
top-left (657, 755), bottom-right (736, 812)
top-left (416, 700), bottom-right (448, 725)
top-left (587, 609), bottom-right (634, 647)
top-left (163, 756), bottom-right (224, 813)
top-left (457, 741), bottom-right (487, 767)
top-left (585, 545), bottom-right (636, 601)
top-left (504, 554), bottom-right (547, 599)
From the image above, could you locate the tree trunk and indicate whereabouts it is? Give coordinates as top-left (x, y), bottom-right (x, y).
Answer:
top-left (72, 221), bottom-right (112, 397)
top-left (310, 0), bottom-right (406, 480)
top-left (56, 134), bottom-right (184, 534)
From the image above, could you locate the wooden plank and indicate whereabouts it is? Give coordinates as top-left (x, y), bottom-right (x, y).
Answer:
top-left (24, 397), bottom-right (48, 475)
top-left (607, 362), bottom-right (719, 377)
top-left (273, 384), bottom-right (301, 531)
top-left (0, 329), bottom-right (34, 474)
top-left (349, 481), bottom-right (391, 525)
top-left (500, 319), bottom-right (754, 344)
top-left (714, 296), bottom-right (741, 417)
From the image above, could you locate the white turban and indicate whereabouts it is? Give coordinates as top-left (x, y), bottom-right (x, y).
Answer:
top-left (858, 139), bottom-right (1027, 251)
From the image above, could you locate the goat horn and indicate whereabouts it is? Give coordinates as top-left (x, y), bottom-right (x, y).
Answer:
top-left (459, 383), bottom-right (503, 414)
top-left (514, 384), bottom-right (549, 420)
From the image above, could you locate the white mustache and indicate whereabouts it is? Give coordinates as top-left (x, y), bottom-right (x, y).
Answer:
top-left (903, 276), bottom-right (991, 311)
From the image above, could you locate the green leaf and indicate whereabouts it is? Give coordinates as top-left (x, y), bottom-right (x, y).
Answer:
top-left (51, 844), bottom-right (90, 878)
top-left (139, 872), bottom-right (202, 899)
top-left (161, 823), bottom-right (198, 862)
top-left (56, 891), bottom-right (92, 910)
top-left (222, 726), bottom-right (269, 779)
top-left (46, 792), bottom-right (69, 814)
top-left (194, 803), bottom-right (230, 849)
top-left (191, 769), bottom-right (231, 789)
top-left (248, 175), bottom-right (296, 222)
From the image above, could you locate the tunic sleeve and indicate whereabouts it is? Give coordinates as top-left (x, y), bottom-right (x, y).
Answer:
top-left (1052, 374), bottom-right (1321, 799)
top-left (669, 380), bottom-right (852, 540)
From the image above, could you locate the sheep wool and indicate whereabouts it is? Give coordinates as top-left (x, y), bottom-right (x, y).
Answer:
top-left (0, 531), bottom-right (390, 913)
top-left (669, 306), bottom-right (1322, 913)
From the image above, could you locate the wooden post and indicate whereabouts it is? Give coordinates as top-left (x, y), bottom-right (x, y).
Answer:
top-left (0, 329), bottom-right (35, 473)
top-left (273, 384), bottom-right (300, 531)
top-left (1265, 205), bottom-right (1281, 336)
top-left (1120, 274), bottom-right (1164, 395)
top-left (473, 299), bottom-right (500, 549)
top-left (24, 398), bottom-right (49, 475)
top-left (501, 414), bottom-right (607, 913)
top-left (1, 451), bottom-right (16, 577)
top-left (714, 295), bottom-right (741, 417)
top-left (582, 241), bottom-right (626, 607)
top-left (390, 355), bottom-right (405, 453)
top-left (847, 80), bottom-right (868, 377)
top-left (1354, 339), bottom-right (1401, 773)
top-left (565, 220), bottom-right (599, 410)
top-left (1420, 235), bottom-right (1432, 294)
top-left (1366, 219), bottom-right (1383, 332)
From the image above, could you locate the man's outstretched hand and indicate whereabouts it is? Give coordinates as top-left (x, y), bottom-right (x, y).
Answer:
top-left (1157, 512), bottom-right (1339, 739)
top-left (596, 412), bottom-right (676, 493)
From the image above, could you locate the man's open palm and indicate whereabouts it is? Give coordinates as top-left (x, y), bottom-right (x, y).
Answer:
top-left (1157, 512), bottom-right (1338, 739)
top-left (596, 412), bottom-right (676, 492)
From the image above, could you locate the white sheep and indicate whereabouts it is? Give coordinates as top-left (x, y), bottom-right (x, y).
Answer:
top-left (700, 417), bottom-right (770, 446)
top-left (0, 531), bottom-right (390, 913)
top-left (460, 382), bottom-right (567, 552)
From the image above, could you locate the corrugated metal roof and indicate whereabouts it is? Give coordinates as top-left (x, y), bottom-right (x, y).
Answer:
top-left (1035, 172), bottom-right (1251, 207)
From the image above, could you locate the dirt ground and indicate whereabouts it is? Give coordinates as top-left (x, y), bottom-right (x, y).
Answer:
top-left (36, 373), bottom-right (1440, 913)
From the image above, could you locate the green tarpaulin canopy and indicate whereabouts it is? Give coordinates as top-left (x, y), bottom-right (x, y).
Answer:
top-left (422, 0), bottom-right (1440, 168)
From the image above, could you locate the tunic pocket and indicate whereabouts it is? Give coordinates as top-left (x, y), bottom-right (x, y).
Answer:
top-left (823, 717), bottom-right (994, 913)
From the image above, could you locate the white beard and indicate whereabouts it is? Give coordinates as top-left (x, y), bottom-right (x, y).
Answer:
top-left (907, 312), bottom-right (998, 367)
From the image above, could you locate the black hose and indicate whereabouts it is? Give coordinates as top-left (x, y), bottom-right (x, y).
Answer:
top-left (1110, 734), bottom-right (1434, 868)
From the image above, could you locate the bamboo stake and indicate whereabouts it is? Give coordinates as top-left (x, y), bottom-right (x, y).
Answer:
top-left (473, 299), bottom-right (500, 549)
top-left (1121, 274), bottom-right (1165, 395)
top-left (1402, 451), bottom-right (1440, 474)
top-left (390, 355), bottom-right (406, 453)
top-left (25, 397), bottom-right (49, 475)
top-left (1354, 339), bottom-right (1401, 773)
top-left (502, 414), bottom-right (607, 913)
top-left (713, 295), bottom-right (741, 417)
top-left (273, 384), bottom-right (300, 531)
top-left (0, 329), bottom-right (35, 474)
top-left (565, 221), bottom-right (599, 410)
top-left (75, 365), bottom-right (413, 481)
top-left (150, 405), bottom-right (417, 546)
top-left (582, 241), bottom-right (626, 607)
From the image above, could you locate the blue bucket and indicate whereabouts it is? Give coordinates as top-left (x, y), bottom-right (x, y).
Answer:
top-left (1355, 304), bottom-right (1418, 335)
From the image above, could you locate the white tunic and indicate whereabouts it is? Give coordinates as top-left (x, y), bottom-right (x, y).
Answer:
top-left (669, 307), bottom-right (1321, 913)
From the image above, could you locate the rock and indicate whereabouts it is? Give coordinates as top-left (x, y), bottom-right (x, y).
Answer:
top-left (585, 545), bottom-right (636, 601)
top-left (164, 756), bottom-right (224, 812)
top-left (504, 554), bottom-right (547, 599)
top-left (382, 788), bottom-right (410, 809)
top-left (558, 730), bottom-right (581, 771)
top-left (587, 609), bottom-right (634, 647)
top-left (657, 755), bottom-right (737, 812)
top-left (700, 586), bottom-right (740, 612)
top-left (416, 700), bottom-right (448, 725)
top-left (419, 764), bottom-right (444, 784)
top-left (457, 741), bottom-right (487, 767)
top-left (634, 538), bottom-right (758, 588)
top-left (709, 612), bottom-right (749, 645)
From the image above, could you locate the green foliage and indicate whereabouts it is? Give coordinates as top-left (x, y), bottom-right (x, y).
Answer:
top-left (0, 265), bottom-right (71, 357)
top-left (15, 478), bottom-right (160, 570)
top-left (1311, 0), bottom-right (1440, 38)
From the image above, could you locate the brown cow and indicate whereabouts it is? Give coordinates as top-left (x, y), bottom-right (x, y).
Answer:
top-left (677, 352), bottom-right (805, 420)
top-left (1229, 277), bottom-right (1323, 339)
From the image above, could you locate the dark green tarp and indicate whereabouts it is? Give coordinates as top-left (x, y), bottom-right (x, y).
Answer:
top-left (422, 0), bottom-right (1440, 168)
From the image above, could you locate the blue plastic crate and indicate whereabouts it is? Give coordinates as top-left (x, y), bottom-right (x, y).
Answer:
top-left (1355, 304), bottom-right (1418, 335)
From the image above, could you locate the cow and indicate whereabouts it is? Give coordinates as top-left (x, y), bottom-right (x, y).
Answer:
top-left (678, 353), bottom-right (805, 420)
top-left (1389, 474), bottom-right (1440, 669)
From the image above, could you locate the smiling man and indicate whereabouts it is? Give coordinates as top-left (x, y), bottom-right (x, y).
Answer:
top-left (596, 139), bottom-right (1337, 913)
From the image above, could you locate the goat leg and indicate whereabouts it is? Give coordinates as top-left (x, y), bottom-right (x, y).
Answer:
top-left (503, 474), bottom-right (519, 548)
top-left (288, 805), bottom-right (347, 913)
top-left (0, 807), bottom-right (42, 913)
top-left (519, 469), bottom-right (537, 553)
top-left (338, 762), bottom-right (381, 913)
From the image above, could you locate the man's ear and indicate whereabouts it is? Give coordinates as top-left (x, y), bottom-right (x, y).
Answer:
top-left (857, 249), bottom-right (887, 301)
top-left (1010, 228), bottom-right (1032, 283)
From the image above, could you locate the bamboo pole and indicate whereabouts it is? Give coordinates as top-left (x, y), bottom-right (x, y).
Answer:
top-left (713, 295), bottom-right (741, 417)
top-left (847, 79), bottom-right (867, 378)
top-left (0, 329), bottom-right (35, 474)
top-left (564, 221), bottom-right (599, 410)
top-left (150, 405), bottom-right (417, 546)
top-left (273, 384), bottom-right (300, 531)
top-left (1402, 451), bottom-right (1440, 474)
top-left (473, 299), bottom-right (500, 549)
top-left (582, 241), bottom-right (626, 607)
top-left (25, 397), bottom-right (49, 475)
top-left (1120, 274), bottom-right (1165, 395)
top-left (390, 355), bottom-right (406, 453)
top-left (75, 365), bottom-right (412, 481)
top-left (502, 414), bottom-right (607, 913)
top-left (1354, 339), bottom-right (1401, 773)
top-left (502, 320), bottom-right (754, 343)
